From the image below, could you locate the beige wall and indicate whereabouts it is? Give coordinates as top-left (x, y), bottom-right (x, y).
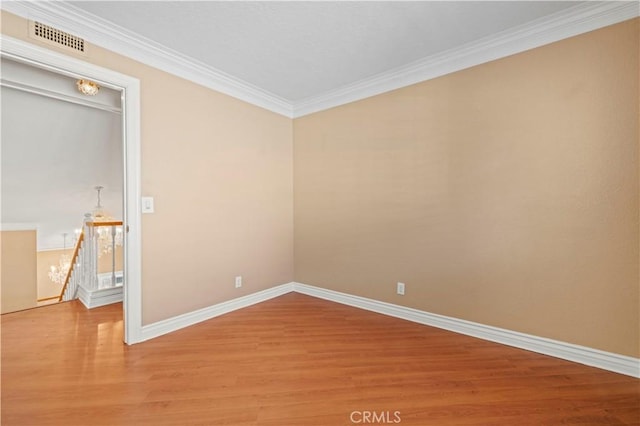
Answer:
top-left (1, 11), bottom-right (294, 324)
top-left (294, 19), bottom-right (639, 357)
top-left (1, 230), bottom-right (38, 314)
top-left (97, 245), bottom-right (124, 275)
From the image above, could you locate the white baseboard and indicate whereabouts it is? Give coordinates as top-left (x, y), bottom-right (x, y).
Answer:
top-left (292, 282), bottom-right (640, 378)
top-left (139, 283), bottom-right (294, 342)
top-left (133, 280), bottom-right (638, 378)
top-left (78, 285), bottom-right (123, 309)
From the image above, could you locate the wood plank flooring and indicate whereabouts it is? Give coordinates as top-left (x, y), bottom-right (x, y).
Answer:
top-left (2, 293), bottom-right (638, 425)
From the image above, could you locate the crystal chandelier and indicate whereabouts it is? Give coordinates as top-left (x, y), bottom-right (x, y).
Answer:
top-left (48, 233), bottom-right (71, 285)
top-left (96, 226), bottom-right (123, 255)
top-left (92, 185), bottom-right (110, 222)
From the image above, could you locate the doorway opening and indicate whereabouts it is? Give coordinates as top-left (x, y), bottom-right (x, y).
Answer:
top-left (1, 35), bottom-right (142, 344)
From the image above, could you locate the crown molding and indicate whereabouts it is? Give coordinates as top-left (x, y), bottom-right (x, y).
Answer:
top-left (3, 2), bottom-right (637, 119)
top-left (1, 1), bottom-right (294, 118)
top-left (292, 1), bottom-right (640, 117)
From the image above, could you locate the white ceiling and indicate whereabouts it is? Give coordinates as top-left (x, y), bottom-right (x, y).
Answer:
top-left (67, 1), bottom-right (582, 102)
top-left (2, 1), bottom-right (637, 116)
top-left (1, 58), bottom-right (123, 251)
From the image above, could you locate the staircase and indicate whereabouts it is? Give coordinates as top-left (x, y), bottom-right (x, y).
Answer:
top-left (59, 213), bottom-right (123, 308)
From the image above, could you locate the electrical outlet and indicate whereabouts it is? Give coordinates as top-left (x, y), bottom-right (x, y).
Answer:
top-left (397, 282), bottom-right (405, 295)
top-left (235, 276), bottom-right (242, 288)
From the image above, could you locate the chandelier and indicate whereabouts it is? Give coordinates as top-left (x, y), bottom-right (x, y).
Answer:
top-left (92, 185), bottom-right (110, 222)
top-left (92, 185), bottom-right (123, 256)
top-left (76, 79), bottom-right (100, 96)
top-left (48, 233), bottom-right (72, 285)
top-left (96, 226), bottom-right (123, 255)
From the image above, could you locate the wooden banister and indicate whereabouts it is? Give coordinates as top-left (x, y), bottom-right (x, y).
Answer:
top-left (57, 231), bottom-right (85, 302)
top-left (86, 221), bottom-right (123, 227)
top-left (37, 295), bottom-right (61, 303)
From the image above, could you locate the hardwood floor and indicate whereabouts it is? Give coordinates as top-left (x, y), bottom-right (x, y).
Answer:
top-left (2, 293), bottom-right (638, 425)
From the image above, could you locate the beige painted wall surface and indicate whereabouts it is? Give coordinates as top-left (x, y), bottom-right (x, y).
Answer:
top-left (1, 230), bottom-right (38, 313)
top-left (97, 245), bottom-right (124, 275)
top-left (294, 19), bottom-right (640, 357)
top-left (1, 11), bottom-right (294, 324)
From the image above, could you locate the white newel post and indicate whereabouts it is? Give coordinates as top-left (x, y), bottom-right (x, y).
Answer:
top-left (74, 214), bottom-right (124, 308)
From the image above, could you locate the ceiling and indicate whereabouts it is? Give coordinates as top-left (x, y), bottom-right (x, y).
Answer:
top-left (1, 58), bottom-right (123, 251)
top-left (67, 1), bottom-right (582, 102)
top-left (4, 1), bottom-right (636, 116)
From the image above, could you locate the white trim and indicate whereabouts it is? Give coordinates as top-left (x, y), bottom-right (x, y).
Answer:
top-left (293, 1), bottom-right (640, 117)
top-left (134, 280), bottom-right (639, 377)
top-left (1, 78), bottom-right (122, 114)
top-left (37, 246), bottom-right (72, 253)
top-left (139, 283), bottom-right (294, 343)
top-left (292, 283), bottom-right (640, 378)
top-left (0, 35), bottom-right (144, 345)
top-left (0, 222), bottom-right (39, 231)
top-left (2, 2), bottom-right (637, 118)
top-left (0, 1), bottom-right (293, 118)
top-left (121, 63), bottom-right (143, 345)
top-left (78, 285), bottom-right (123, 309)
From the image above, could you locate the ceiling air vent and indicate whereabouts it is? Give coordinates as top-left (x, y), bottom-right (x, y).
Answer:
top-left (29, 21), bottom-right (85, 54)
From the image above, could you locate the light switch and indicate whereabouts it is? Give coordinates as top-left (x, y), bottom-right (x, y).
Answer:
top-left (142, 197), bottom-right (154, 213)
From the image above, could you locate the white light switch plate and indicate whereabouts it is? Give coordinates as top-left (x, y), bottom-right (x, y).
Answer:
top-left (142, 197), bottom-right (154, 213)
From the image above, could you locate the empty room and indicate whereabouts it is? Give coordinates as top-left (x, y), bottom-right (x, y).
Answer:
top-left (1, 2), bottom-right (638, 425)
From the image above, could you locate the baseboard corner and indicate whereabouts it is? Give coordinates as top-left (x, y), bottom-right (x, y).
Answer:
top-left (139, 282), bottom-right (295, 342)
top-left (292, 282), bottom-right (640, 378)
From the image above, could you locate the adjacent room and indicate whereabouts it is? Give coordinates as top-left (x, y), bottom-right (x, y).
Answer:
top-left (1, 2), bottom-right (638, 425)
top-left (1, 56), bottom-right (124, 313)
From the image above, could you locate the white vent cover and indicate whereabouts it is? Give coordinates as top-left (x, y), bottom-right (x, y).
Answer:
top-left (29, 21), bottom-right (85, 54)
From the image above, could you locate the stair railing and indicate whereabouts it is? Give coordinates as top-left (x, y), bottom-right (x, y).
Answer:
top-left (86, 219), bottom-right (123, 291)
top-left (57, 229), bottom-right (85, 302)
top-left (57, 214), bottom-right (124, 302)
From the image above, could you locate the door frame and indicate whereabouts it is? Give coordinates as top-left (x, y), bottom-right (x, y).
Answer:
top-left (1, 35), bottom-right (143, 344)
